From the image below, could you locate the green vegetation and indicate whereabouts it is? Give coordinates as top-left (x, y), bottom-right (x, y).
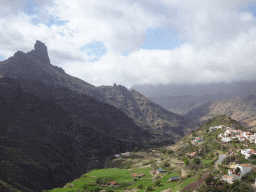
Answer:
top-left (86, 169), bottom-right (133, 184)
top-left (182, 157), bottom-right (190, 165)
top-left (201, 159), bottom-right (213, 164)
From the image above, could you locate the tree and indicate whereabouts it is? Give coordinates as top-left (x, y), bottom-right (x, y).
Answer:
top-left (147, 185), bottom-right (153, 191)
top-left (235, 167), bottom-right (241, 174)
top-left (193, 157), bottom-right (200, 165)
top-left (183, 157), bottom-right (190, 165)
top-left (251, 154), bottom-right (256, 159)
top-left (205, 174), bottom-right (214, 186)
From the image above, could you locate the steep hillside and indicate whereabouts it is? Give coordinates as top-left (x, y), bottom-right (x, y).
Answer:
top-left (96, 85), bottom-right (197, 141)
top-left (185, 95), bottom-right (256, 130)
top-left (0, 76), bottom-right (163, 192)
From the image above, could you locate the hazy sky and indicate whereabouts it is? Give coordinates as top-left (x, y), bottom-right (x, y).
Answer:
top-left (1, 0), bottom-right (256, 88)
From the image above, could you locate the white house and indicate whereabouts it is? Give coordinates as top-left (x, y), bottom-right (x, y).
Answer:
top-left (209, 125), bottom-right (225, 131)
top-left (221, 137), bottom-right (232, 142)
top-left (243, 132), bottom-right (252, 139)
top-left (236, 135), bottom-right (246, 141)
top-left (241, 149), bottom-right (256, 159)
top-left (115, 154), bottom-right (120, 158)
top-left (226, 164), bottom-right (252, 182)
top-left (225, 129), bottom-right (233, 136)
top-left (121, 151), bottom-right (130, 156)
top-left (222, 175), bottom-right (235, 183)
top-left (240, 164), bottom-right (252, 175)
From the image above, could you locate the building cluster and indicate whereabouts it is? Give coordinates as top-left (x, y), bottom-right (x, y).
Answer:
top-left (209, 125), bottom-right (229, 131)
top-left (241, 149), bottom-right (256, 159)
top-left (218, 128), bottom-right (255, 143)
top-left (222, 164), bottom-right (252, 183)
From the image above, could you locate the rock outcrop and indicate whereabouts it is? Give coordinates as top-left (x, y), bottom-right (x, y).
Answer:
top-left (27, 40), bottom-right (51, 64)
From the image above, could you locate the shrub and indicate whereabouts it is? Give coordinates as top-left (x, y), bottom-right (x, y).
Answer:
top-left (149, 159), bottom-right (156, 164)
top-left (83, 184), bottom-right (88, 190)
top-left (193, 157), bottom-right (200, 165)
top-left (154, 180), bottom-right (161, 186)
top-left (134, 147), bottom-right (139, 152)
top-left (147, 185), bottom-right (153, 191)
top-left (94, 187), bottom-right (101, 192)
top-left (137, 184), bottom-right (143, 189)
top-left (96, 178), bottom-right (102, 184)
top-left (143, 161), bottom-right (150, 166)
top-left (163, 160), bottom-right (170, 167)
top-left (65, 182), bottom-right (73, 188)
top-left (182, 157), bottom-right (190, 165)
top-left (161, 149), bottom-right (167, 154)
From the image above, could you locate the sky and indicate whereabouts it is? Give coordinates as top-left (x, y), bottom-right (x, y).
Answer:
top-left (1, 0), bottom-right (256, 88)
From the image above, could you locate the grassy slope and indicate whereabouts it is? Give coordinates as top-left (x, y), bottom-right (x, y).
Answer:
top-left (49, 166), bottom-right (200, 192)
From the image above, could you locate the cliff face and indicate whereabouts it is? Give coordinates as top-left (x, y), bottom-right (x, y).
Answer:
top-left (96, 85), bottom-right (197, 142)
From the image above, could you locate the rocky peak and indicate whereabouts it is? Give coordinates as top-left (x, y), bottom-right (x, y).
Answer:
top-left (34, 40), bottom-right (47, 51)
top-left (13, 51), bottom-right (28, 60)
top-left (27, 40), bottom-right (51, 64)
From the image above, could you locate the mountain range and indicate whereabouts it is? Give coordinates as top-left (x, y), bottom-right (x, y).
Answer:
top-left (132, 82), bottom-right (256, 130)
top-left (0, 41), bottom-right (196, 191)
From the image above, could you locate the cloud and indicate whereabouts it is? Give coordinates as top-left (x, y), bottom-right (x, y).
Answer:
top-left (1, 0), bottom-right (256, 88)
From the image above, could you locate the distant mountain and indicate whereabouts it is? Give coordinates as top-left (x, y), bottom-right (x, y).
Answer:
top-left (96, 85), bottom-right (197, 140)
top-left (131, 81), bottom-right (256, 115)
top-left (0, 41), bottom-right (179, 192)
top-left (185, 95), bottom-right (256, 130)
top-left (131, 81), bottom-right (256, 98)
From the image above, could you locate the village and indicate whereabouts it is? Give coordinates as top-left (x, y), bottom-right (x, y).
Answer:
top-left (50, 120), bottom-right (256, 192)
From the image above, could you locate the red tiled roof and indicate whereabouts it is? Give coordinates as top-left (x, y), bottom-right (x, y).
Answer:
top-left (223, 175), bottom-right (234, 179)
top-left (242, 164), bottom-right (251, 167)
